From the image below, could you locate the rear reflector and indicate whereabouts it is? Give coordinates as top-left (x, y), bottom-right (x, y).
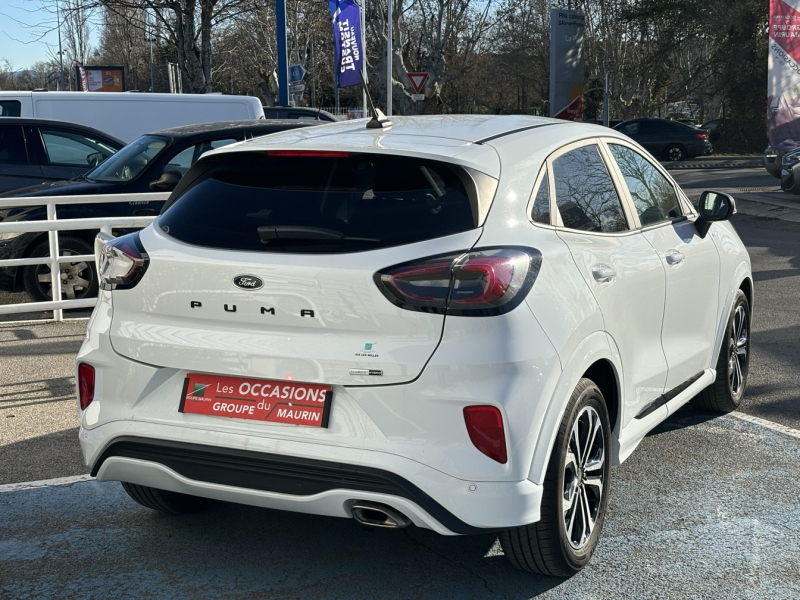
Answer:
top-left (463, 405), bottom-right (507, 464)
top-left (266, 150), bottom-right (350, 158)
top-left (375, 247), bottom-right (541, 316)
top-left (78, 363), bottom-right (95, 411)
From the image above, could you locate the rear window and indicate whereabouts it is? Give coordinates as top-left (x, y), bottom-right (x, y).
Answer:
top-left (158, 152), bottom-right (488, 253)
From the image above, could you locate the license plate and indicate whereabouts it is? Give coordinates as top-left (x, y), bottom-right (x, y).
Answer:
top-left (179, 373), bottom-right (332, 428)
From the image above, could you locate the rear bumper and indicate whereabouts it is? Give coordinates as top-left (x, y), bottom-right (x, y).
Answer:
top-left (83, 426), bottom-right (543, 534)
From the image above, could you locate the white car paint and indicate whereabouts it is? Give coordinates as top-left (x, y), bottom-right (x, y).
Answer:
top-left (76, 115), bottom-right (752, 535)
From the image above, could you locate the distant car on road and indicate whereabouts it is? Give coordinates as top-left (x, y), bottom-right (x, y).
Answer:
top-left (262, 106), bottom-right (339, 122)
top-left (0, 117), bottom-right (123, 194)
top-left (701, 118), bottom-right (727, 142)
top-left (0, 119), bottom-right (318, 302)
top-left (613, 117), bottom-right (712, 161)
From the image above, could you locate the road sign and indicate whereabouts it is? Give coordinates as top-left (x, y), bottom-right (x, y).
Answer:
top-left (407, 72), bottom-right (428, 94)
top-left (289, 83), bottom-right (306, 93)
top-left (411, 93), bottom-right (425, 101)
top-left (289, 63), bottom-right (307, 84)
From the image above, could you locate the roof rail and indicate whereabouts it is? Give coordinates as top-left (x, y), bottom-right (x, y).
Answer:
top-left (474, 122), bottom-right (559, 145)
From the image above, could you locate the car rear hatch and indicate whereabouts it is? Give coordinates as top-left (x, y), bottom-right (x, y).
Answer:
top-left (108, 149), bottom-right (497, 385)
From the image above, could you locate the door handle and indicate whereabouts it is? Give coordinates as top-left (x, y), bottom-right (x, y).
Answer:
top-left (591, 264), bottom-right (616, 284)
top-left (664, 249), bottom-right (685, 266)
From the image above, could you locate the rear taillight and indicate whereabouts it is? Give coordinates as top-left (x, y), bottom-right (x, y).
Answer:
top-left (696, 133), bottom-right (708, 140)
top-left (98, 232), bottom-right (149, 290)
top-left (463, 405), bottom-right (507, 464)
top-left (78, 363), bottom-right (95, 410)
top-left (375, 247), bottom-right (540, 316)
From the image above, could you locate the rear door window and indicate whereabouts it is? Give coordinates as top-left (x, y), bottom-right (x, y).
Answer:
top-left (552, 144), bottom-right (629, 233)
top-left (159, 152), bottom-right (485, 253)
top-left (164, 139), bottom-right (237, 176)
top-left (0, 125), bottom-right (28, 164)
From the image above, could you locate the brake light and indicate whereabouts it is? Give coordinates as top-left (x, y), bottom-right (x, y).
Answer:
top-left (375, 247), bottom-right (540, 316)
top-left (78, 363), bottom-right (95, 410)
top-left (266, 150), bottom-right (350, 158)
top-left (98, 232), bottom-right (149, 290)
top-left (463, 405), bottom-right (507, 464)
top-left (696, 133), bottom-right (708, 140)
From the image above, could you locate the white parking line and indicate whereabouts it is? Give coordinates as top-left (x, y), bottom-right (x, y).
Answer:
top-left (0, 474), bottom-right (93, 493)
top-left (729, 412), bottom-right (800, 440)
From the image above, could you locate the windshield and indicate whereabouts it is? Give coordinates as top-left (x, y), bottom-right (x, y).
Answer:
top-left (87, 135), bottom-right (169, 182)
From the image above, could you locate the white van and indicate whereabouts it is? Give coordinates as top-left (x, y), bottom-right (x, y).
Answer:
top-left (0, 92), bottom-right (264, 142)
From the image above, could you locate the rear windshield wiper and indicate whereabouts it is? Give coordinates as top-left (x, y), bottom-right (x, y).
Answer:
top-left (257, 226), bottom-right (379, 244)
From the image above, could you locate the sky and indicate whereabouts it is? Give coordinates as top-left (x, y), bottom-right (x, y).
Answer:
top-left (0, 1), bottom-right (100, 70)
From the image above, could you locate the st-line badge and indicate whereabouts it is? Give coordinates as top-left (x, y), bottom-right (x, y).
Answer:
top-left (349, 369), bottom-right (383, 376)
top-left (232, 275), bottom-right (264, 290)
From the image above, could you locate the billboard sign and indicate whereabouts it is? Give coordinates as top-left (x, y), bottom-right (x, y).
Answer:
top-left (74, 66), bottom-right (125, 92)
top-left (549, 9), bottom-right (585, 121)
top-left (768, 0), bottom-right (800, 150)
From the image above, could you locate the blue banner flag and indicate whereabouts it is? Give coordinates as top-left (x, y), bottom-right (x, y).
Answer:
top-left (328, 0), bottom-right (363, 88)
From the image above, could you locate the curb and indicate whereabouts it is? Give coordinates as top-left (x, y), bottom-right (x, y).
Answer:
top-left (663, 161), bottom-right (762, 170)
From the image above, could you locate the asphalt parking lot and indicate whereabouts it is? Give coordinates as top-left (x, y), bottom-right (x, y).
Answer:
top-left (2, 166), bottom-right (800, 598)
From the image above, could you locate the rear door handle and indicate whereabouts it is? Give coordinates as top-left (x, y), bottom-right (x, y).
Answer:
top-left (592, 264), bottom-right (616, 284)
top-left (664, 249), bottom-right (685, 266)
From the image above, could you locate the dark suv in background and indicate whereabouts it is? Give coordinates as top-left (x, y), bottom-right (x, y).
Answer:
top-left (0, 118), bottom-right (124, 194)
top-left (0, 119), bottom-right (319, 302)
top-left (613, 118), bottom-right (712, 161)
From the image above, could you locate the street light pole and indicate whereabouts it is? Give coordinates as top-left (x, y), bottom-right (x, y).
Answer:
top-left (56, 0), bottom-right (64, 90)
top-left (147, 11), bottom-right (155, 92)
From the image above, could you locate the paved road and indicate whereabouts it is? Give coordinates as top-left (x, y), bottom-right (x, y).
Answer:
top-left (2, 166), bottom-right (800, 598)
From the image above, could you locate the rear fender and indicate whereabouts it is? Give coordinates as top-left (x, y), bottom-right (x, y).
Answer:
top-left (527, 331), bottom-right (619, 485)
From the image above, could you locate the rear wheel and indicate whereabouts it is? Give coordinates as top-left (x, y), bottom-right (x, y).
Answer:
top-left (121, 482), bottom-right (212, 514)
top-left (22, 236), bottom-right (98, 303)
top-left (663, 145), bottom-right (686, 161)
top-left (692, 290), bottom-right (750, 412)
top-left (500, 378), bottom-right (611, 576)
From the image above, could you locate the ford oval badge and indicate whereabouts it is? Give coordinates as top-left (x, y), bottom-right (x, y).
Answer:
top-left (233, 275), bottom-right (264, 290)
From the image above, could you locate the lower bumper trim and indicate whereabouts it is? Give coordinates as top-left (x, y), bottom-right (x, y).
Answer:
top-left (92, 436), bottom-right (500, 535)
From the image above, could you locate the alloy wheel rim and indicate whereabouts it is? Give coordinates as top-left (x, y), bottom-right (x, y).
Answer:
top-left (35, 250), bottom-right (94, 300)
top-left (728, 305), bottom-right (749, 397)
top-left (562, 405), bottom-right (605, 550)
top-left (668, 147), bottom-right (683, 161)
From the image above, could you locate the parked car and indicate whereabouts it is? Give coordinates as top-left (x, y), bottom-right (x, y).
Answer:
top-left (613, 117), bottom-right (713, 161)
top-left (0, 119), bottom-right (319, 301)
top-left (778, 147), bottom-right (800, 193)
top-left (0, 117), bottom-right (123, 195)
top-left (0, 91), bottom-right (265, 142)
top-left (78, 115), bottom-right (752, 577)
top-left (262, 106), bottom-right (339, 122)
top-left (701, 118), bottom-right (727, 142)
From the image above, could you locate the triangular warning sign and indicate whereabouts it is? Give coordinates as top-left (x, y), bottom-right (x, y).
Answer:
top-left (407, 72), bottom-right (429, 94)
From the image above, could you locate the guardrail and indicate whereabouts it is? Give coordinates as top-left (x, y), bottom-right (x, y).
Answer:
top-left (0, 193), bottom-right (168, 322)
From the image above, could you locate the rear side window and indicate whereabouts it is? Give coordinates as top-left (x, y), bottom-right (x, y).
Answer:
top-left (159, 152), bottom-right (486, 253)
top-left (0, 125), bottom-right (27, 164)
top-left (0, 101), bottom-right (21, 117)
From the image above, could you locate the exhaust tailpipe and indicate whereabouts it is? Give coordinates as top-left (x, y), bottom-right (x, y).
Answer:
top-left (351, 501), bottom-right (411, 529)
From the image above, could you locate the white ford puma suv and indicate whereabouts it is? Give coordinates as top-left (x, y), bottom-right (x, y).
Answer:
top-left (76, 115), bottom-right (752, 576)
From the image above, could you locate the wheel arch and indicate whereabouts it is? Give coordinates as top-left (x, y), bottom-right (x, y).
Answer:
top-left (711, 261), bottom-right (753, 367)
top-left (527, 331), bottom-right (621, 486)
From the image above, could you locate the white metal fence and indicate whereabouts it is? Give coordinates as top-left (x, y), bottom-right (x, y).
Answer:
top-left (0, 193), bottom-right (167, 322)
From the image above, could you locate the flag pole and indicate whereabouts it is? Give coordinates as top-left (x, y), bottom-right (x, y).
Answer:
top-left (386, 0), bottom-right (392, 116)
top-left (361, 0), bottom-right (368, 117)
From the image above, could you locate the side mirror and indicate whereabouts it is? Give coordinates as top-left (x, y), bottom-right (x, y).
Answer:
top-left (695, 190), bottom-right (735, 238)
top-left (86, 152), bottom-right (105, 167)
top-left (149, 169), bottom-right (182, 192)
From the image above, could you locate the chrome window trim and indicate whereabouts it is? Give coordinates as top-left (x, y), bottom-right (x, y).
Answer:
top-left (545, 137), bottom-right (636, 237)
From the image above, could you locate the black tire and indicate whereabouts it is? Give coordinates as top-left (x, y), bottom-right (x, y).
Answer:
top-left (663, 145), bottom-right (687, 161)
top-left (500, 378), bottom-right (611, 577)
top-left (121, 482), bottom-right (212, 514)
top-left (22, 236), bottom-right (99, 303)
top-left (692, 290), bottom-right (750, 412)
